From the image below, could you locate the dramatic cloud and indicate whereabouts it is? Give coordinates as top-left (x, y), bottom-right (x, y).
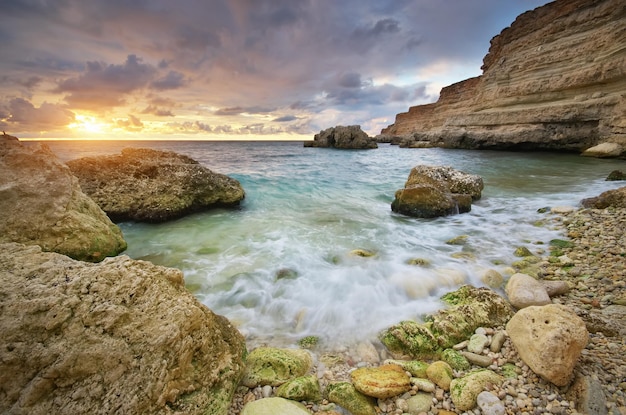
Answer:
top-left (1, 98), bottom-right (75, 131)
top-left (0, 0), bottom-right (551, 138)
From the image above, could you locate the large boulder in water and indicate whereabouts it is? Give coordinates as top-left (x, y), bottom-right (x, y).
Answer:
top-left (67, 148), bottom-right (245, 222)
top-left (391, 165), bottom-right (483, 218)
top-left (304, 125), bottom-right (378, 149)
top-left (0, 136), bottom-right (126, 262)
top-left (0, 242), bottom-right (246, 415)
top-left (581, 186), bottom-right (626, 209)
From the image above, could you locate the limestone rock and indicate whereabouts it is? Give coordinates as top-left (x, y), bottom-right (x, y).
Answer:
top-left (381, 0), bottom-right (626, 153)
top-left (241, 347), bottom-right (313, 387)
top-left (391, 165), bottom-right (483, 218)
top-left (481, 269), bottom-right (504, 289)
top-left (541, 280), bottom-right (571, 297)
top-left (304, 125), bottom-right (377, 149)
top-left (326, 382), bottom-right (376, 415)
top-left (581, 142), bottom-right (624, 158)
top-left (581, 186), bottom-right (626, 209)
top-left (506, 304), bottom-right (589, 386)
top-left (241, 397), bottom-right (311, 415)
top-left (275, 375), bottom-right (321, 402)
top-left (0, 139), bottom-right (126, 262)
top-left (0, 242), bottom-right (246, 415)
top-left (567, 374), bottom-right (609, 415)
top-left (67, 148), bottom-right (245, 223)
top-left (476, 391), bottom-right (505, 415)
top-left (426, 361), bottom-right (453, 391)
top-left (406, 392), bottom-right (433, 414)
top-left (350, 364), bottom-right (411, 399)
top-left (383, 359), bottom-right (428, 378)
top-left (450, 370), bottom-right (504, 411)
top-left (505, 273), bottom-right (551, 309)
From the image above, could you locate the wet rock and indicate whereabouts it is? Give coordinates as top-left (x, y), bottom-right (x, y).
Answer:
top-left (450, 370), bottom-right (504, 411)
top-left (326, 382), bottom-right (377, 415)
top-left (606, 170), bottom-right (626, 181)
top-left (441, 348), bottom-right (470, 371)
top-left (0, 139), bottom-right (126, 262)
top-left (481, 269), bottom-right (504, 289)
top-left (506, 304), bottom-right (588, 386)
top-left (67, 148), bottom-right (245, 223)
top-left (426, 361), bottom-right (453, 391)
top-left (275, 374), bottom-right (322, 402)
top-left (505, 273), bottom-right (551, 309)
top-left (383, 359), bottom-right (428, 378)
top-left (581, 186), bottom-right (626, 209)
top-left (241, 397), bottom-right (311, 415)
top-left (241, 347), bottom-right (312, 387)
top-left (350, 364), bottom-right (411, 399)
top-left (581, 142), bottom-right (624, 158)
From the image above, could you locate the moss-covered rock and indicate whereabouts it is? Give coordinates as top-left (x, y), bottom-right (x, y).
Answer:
top-left (406, 258), bottom-right (431, 267)
top-left (241, 347), bottom-right (312, 387)
top-left (326, 382), bottom-right (376, 415)
top-left (276, 374), bottom-right (322, 402)
top-left (446, 235), bottom-right (469, 245)
top-left (513, 246), bottom-right (534, 257)
top-left (349, 249), bottom-right (376, 258)
top-left (450, 370), bottom-right (504, 411)
top-left (298, 335), bottom-right (320, 349)
top-left (426, 361), bottom-right (454, 391)
top-left (384, 359), bottom-right (429, 378)
top-left (441, 348), bottom-right (471, 371)
top-left (350, 364), bottom-right (411, 399)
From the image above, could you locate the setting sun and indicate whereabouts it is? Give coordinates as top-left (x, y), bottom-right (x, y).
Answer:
top-left (68, 114), bottom-right (108, 134)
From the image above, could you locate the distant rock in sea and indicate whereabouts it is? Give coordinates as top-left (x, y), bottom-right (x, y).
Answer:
top-left (304, 125), bottom-right (378, 149)
top-left (67, 148), bottom-right (245, 223)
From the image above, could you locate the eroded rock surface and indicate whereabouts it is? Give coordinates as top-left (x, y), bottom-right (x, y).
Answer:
top-left (0, 243), bottom-right (246, 415)
top-left (67, 148), bottom-right (245, 223)
top-left (0, 137), bottom-right (126, 262)
top-left (304, 125), bottom-right (378, 149)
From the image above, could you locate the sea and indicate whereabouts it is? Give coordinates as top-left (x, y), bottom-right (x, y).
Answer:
top-left (41, 140), bottom-right (625, 348)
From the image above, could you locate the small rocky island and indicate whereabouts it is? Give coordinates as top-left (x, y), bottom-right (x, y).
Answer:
top-left (304, 125), bottom-right (378, 149)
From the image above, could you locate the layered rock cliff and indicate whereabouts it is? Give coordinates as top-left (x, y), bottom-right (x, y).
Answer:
top-left (381, 0), bottom-right (626, 154)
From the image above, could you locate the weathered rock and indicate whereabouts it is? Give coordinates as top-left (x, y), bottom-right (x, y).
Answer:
top-left (481, 269), bottom-right (504, 289)
top-left (567, 374), bottom-right (609, 415)
top-left (541, 280), bottom-right (571, 297)
top-left (476, 391), bottom-right (505, 415)
top-left (304, 125), bottom-right (377, 149)
top-left (467, 333), bottom-right (489, 354)
top-left (410, 378), bottom-right (435, 393)
top-left (350, 364), bottom-right (411, 399)
top-left (380, 286), bottom-right (514, 359)
top-left (505, 273), bottom-right (551, 309)
top-left (391, 165), bottom-right (483, 218)
top-left (381, 0), bottom-right (626, 154)
top-left (506, 304), bottom-right (589, 386)
top-left (275, 375), bottom-right (321, 402)
top-left (241, 347), bottom-right (312, 387)
top-left (449, 370), bottom-right (504, 411)
top-left (67, 148), bottom-right (245, 223)
top-left (490, 331), bottom-right (507, 353)
top-left (0, 139), bottom-right (126, 262)
top-left (406, 392), bottom-right (433, 414)
top-left (441, 348), bottom-right (470, 371)
top-left (426, 361), bottom-right (453, 391)
top-left (581, 142), bottom-right (624, 158)
top-left (241, 397), bottom-right (311, 415)
top-left (460, 351), bottom-right (493, 368)
top-left (383, 359), bottom-right (428, 378)
top-left (606, 170), bottom-right (626, 181)
top-left (326, 382), bottom-right (376, 415)
top-left (581, 186), bottom-right (626, 209)
top-left (0, 242), bottom-right (246, 415)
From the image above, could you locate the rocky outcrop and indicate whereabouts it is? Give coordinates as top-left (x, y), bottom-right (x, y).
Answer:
top-left (0, 242), bottom-right (246, 415)
top-left (581, 186), bottom-right (626, 208)
top-left (0, 137), bottom-right (126, 262)
top-left (67, 148), bottom-right (245, 223)
top-left (304, 125), bottom-right (378, 149)
top-left (391, 165), bottom-right (483, 218)
top-left (381, 0), bottom-right (626, 156)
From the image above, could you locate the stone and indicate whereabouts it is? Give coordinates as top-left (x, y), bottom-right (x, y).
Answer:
top-left (467, 333), bottom-right (489, 354)
top-left (410, 378), bottom-right (436, 393)
top-left (241, 347), bottom-right (312, 387)
top-left (460, 351), bottom-right (493, 367)
top-left (304, 125), bottom-right (378, 149)
top-left (441, 348), bottom-right (470, 371)
top-left (477, 391), bottom-right (505, 415)
top-left (67, 148), bottom-right (245, 223)
top-left (606, 170), bottom-right (626, 181)
top-left (391, 165), bottom-right (483, 218)
top-left (506, 304), bottom-right (589, 386)
top-left (0, 242), bottom-right (245, 415)
top-left (490, 331), bottom-right (507, 353)
top-left (505, 273), bottom-right (551, 309)
top-left (406, 392), bottom-right (433, 414)
top-left (383, 359), bottom-right (429, 378)
top-left (275, 375), bottom-right (322, 402)
top-left (450, 370), bottom-right (504, 411)
top-left (356, 341), bottom-right (380, 364)
top-left (241, 397), bottom-right (312, 415)
top-left (0, 139), bottom-right (126, 262)
top-left (481, 269), bottom-right (504, 289)
top-left (350, 364), bottom-right (411, 399)
top-left (581, 186), bottom-right (626, 209)
top-left (567, 374), bottom-right (609, 415)
top-left (541, 280), bottom-right (571, 297)
top-left (381, 0), bottom-right (626, 153)
top-left (426, 361), bottom-right (453, 391)
top-left (581, 142), bottom-right (624, 158)
top-left (326, 382), bottom-right (377, 415)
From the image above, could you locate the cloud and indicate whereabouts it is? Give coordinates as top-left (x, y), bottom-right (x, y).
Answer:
top-left (214, 106), bottom-right (276, 116)
top-left (141, 105), bottom-right (174, 117)
top-left (1, 97), bottom-right (75, 131)
top-left (116, 114), bottom-right (144, 131)
top-left (150, 70), bottom-right (187, 90)
top-left (273, 115), bottom-right (298, 122)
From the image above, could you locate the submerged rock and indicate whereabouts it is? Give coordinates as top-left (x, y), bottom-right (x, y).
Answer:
top-left (304, 125), bottom-right (378, 149)
top-left (581, 186), bottom-right (626, 209)
top-left (67, 148), bottom-right (245, 223)
top-left (241, 347), bottom-right (313, 387)
top-left (0, 242), bottom-right (246, 415)
top-left (0, 138), bottom-right (126, 262)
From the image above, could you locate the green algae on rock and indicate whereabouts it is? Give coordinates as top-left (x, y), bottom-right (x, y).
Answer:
top-left (241, 347), bottom-right (313, 387)
top-left (441, 348), bottom-right (471, 371)
top-left (450, 370), bottom-right (504, 411)
top-left (326, 382), bottom-right (377, 415)
top-left (350, 365), bottom-right (411, 399)
top-left (275, 374), bottom-right (322, 402)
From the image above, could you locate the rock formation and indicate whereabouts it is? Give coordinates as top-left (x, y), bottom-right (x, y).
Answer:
top-left (304, 125), bottom-right (378, 149)
top-left (381, 0), bottom-right (626, 156)
top-left (391, 165), bottom-right (483, 218)
top-left (67, 148), bottom-right (245, 223)
top-left (581, 185), bottom-right (626, 208)
top-left (0, 242), bottom-right (246, 415)
top-left (0, 136), bottom-right (126, 262)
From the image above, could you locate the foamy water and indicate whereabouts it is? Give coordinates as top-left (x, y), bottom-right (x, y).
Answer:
top-left (44, 140), bottom-right (625, 347)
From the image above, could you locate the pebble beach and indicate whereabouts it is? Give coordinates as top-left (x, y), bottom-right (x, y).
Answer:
top-left (229, 206), bottom-right (626, 415)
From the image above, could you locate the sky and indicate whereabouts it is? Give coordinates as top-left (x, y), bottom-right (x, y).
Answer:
top-left (0, 0), bottom-right (551, 141)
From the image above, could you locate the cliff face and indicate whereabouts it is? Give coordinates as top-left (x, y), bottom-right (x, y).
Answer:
top-left (382, 0), bottom-right (626, 153)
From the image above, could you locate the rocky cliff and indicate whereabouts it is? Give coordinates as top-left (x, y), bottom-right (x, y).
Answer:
top-left (381, 0), bottom-right (626, 154)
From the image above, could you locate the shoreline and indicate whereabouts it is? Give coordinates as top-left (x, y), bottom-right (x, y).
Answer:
top-left (229, 206), bottom-right (626, 414)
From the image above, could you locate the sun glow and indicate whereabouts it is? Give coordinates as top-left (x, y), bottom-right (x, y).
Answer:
top-left (68, 114), bottom-right (108, 134)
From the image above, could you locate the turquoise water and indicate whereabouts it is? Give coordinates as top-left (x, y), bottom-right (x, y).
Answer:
top-left (45, 140), bottom-right (625, 347)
